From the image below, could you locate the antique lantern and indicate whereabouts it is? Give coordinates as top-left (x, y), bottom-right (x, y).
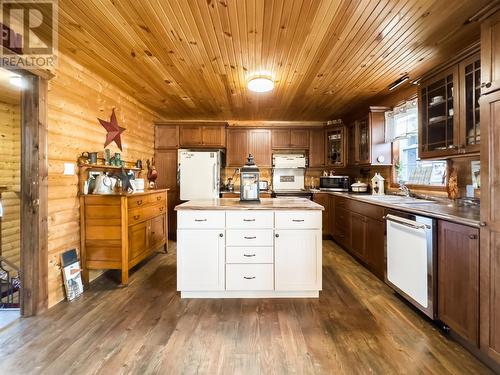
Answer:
top-left (240, 154), bottom-right (260, 202)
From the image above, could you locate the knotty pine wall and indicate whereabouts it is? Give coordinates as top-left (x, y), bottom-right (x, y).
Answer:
top-left (0, 97), bottom-right (21, 272)
top-left (47, 53), bottom-right (159, 306)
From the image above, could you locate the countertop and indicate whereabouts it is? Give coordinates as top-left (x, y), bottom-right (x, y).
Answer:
top-left (175, 198), bottom-right (324, 211)
top-left (315, 191), bottom-right (481, 227)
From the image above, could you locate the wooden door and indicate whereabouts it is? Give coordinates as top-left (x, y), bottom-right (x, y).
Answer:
top-left (179, 126), bottom-right (203, 146)
top-left (350, 212), bottom-right (366, 260)
top-left (479, 89), bottom-right (500, 364)
top-left (275, 229), bottom-right (322, 291)
top-left (438, 220), bottom-right (479, 346)
top-left (155, 149), bottom-right (178, 190)
top-left (459, 53), bottom-right (481, 154)
top-left (226, 129), bottom-right (248, 167)
top-left (271, 129), bottom-right (290, 148)
top-left (128, 221), bottom-right (149, 262)
top-left (202, 126), bottom-right (226, 147)
top-left (309, 129), bottom-right (325, 167)
top-left (177, 229), bottom-right (225, 291)
top-left (150, 214), bottom-right (167, 250)
top-left (155, 125), bottom-right (179, 148)
top-left (481, 10), bottom-right (500, 96)
top-left (312, 193), bottom-right (329, 236)
top-left (248, 129), bottom-right (271, 167)
top-left (290, 129), bottom-right (309, 148)
top-left (167, 190), bottom-right (179, 241)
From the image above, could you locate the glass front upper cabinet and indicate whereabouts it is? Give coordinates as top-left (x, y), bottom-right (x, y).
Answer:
top-left (460, 53), bottom-right (481, 153)
top-left (326, 126), bottom-right (346, 167)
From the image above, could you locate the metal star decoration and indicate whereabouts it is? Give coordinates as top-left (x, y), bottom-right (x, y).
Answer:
top-left (98, 108), bottom-right (126, 151)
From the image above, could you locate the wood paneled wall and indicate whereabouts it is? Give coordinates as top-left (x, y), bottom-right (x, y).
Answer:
top-left (46, 53), bottom-right (159, 306)
top-left (0, 98), bottom-right (21, 271)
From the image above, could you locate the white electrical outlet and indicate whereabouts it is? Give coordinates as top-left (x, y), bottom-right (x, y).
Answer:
top-left (63, 163), bottom-right (75, 176)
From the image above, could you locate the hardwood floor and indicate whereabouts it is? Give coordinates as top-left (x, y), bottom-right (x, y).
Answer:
top-left (0, 240), bottom-right (492, 375)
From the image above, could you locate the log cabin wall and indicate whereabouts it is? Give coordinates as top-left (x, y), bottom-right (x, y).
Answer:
top-left (0, 97), bottom-right (21, 272)
top-left (46, 53), bottom-right (159, 306)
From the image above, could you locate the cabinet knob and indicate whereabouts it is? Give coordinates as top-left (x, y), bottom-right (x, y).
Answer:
top-left (481, 82), bottom-right (492, 89)
top-left (479, 222), bottom-right (487, 227)
top-left (469, 234), bottom-right (478, 240)
top-left (275, 233), bottom-right (279, 238)
top-left (219, 233), bottom-right (224, 237)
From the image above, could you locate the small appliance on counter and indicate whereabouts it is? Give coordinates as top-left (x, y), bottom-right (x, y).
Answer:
top-left (319, 175), bottom-right (350, 192)
top-left (272, 153), bottom-right (312, 199)
top-left (240, 154), bottom-right (260, 202)
top-left (351, 181), bottom-right (369, 193)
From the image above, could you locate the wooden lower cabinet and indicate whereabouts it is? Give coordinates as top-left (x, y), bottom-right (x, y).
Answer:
top-left (80, 190), bottom-right (168, 286)
top-left (330, 195), bottom-right (385, 280)
top-left (437, 220), bottom-right (479, 346)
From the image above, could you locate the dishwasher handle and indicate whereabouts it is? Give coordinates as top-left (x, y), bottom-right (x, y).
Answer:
top-left (384, 214), bottom-right (430, 230)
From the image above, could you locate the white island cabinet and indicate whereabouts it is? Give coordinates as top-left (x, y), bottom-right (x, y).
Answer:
top-left (175, 198), bottom-right (324, 298)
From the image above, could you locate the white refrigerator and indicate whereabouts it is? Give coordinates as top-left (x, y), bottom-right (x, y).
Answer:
top-left (178, 150), bottom-right (222, 200)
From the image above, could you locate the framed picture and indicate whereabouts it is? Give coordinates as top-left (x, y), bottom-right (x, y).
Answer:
top-left (61, 249), bottom-right (83, 301)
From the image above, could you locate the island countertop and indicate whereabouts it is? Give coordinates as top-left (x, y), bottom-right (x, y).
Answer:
top-left (175, 198), bottom-right (324, 210)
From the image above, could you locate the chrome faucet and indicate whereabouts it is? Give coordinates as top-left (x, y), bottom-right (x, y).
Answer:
top-left (399, 183), bottom-right (411, 197)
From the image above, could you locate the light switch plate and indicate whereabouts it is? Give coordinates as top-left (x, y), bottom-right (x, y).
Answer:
top-left (63, 162), bottom-right (75, 175)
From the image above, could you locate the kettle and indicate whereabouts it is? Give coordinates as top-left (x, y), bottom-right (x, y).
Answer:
top-left (93, 173), bottom-right (115, 194)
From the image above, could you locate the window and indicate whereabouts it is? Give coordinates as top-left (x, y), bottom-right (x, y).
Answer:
top-left (386, 100), bottom-right (447, 187)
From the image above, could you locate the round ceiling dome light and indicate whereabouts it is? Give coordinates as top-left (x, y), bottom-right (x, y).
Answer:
top-left (247, 76), bottom-right (274, 93)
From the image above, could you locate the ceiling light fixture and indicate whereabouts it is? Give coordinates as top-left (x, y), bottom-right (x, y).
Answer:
top-left (388, 76), bottom-right (409, 91)
top-left (247, 76), bottom-right (274, 93)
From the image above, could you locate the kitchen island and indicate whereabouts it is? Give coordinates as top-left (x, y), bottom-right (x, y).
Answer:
top-left (175, 198), bottom-right (324, 298)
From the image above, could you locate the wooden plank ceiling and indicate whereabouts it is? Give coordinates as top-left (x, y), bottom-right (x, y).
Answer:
top-left (58, 0), bottom-right (494, 121)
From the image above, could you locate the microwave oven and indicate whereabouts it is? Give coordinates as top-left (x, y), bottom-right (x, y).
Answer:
top-left (319, 176), bottom-right (350, 192)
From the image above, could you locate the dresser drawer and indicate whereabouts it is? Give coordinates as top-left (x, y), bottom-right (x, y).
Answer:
top-left (149, 192), bottom-right (166, 205)
top-left (275, 211), bottom-right (322, 229)
top-left (226, 246), bottom-right (273, 264)
top-left (129, 204), bottom-right (166, 226)
top-left (226, 264), bottom-right (274, 290)
top-left (177, 210), bottom-right (225, 229)
top-left (226, 211), bottom-right (274, 229)
top-left (226, 229), bottom-right (273, 246)
top-left (128, 195), bottom-right (148, 209)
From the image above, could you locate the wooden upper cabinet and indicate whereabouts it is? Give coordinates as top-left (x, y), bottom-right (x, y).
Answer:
top-left (349, 107), bottom-right (391, 166)
top-left (226, 128), bottom-right (249, 167)
top-left (272, 128), bottom-right (309, 149)
top-left (459, 53), bottom-right (481, 154)
top-left (155, 125), bottom-right (179, 149)
top-left (290, 129), bottom-right (309, 148)
top-left (202, 126), bottom-right (226, 146)
top-left (179, 124), bottom-right (226, 147)
top-left (180, 126), bottom-right (203, 146)
top-left (438, 220), bottom-right (479, 346)
top-left (271, 129), bottom-right (291, 148)
top-left (309, 128), bottom-right (325, 167)
top-left (481, 10), bottom-right (500, 96)
top-left (326, 126), bottom-right (346, 167)
top-left (248, 129), bottom-right (271, 167)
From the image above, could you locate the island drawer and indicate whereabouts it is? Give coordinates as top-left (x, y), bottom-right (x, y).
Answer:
top-left (226, 211), bottom-right (274, 229)
top-left (226, 264), bottom-right (274, 290)
top-left (275, 211), bottom-right (322, 229)
top-left (177, 211), bottom-right (225, 229)
top-left (226, 229), bottom-right (274, 246)
top-left (226, 246), bottom-right (273, 264)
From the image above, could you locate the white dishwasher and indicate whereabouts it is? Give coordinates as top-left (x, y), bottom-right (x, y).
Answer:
top-left (385, 211), bottom-right (436, 319)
